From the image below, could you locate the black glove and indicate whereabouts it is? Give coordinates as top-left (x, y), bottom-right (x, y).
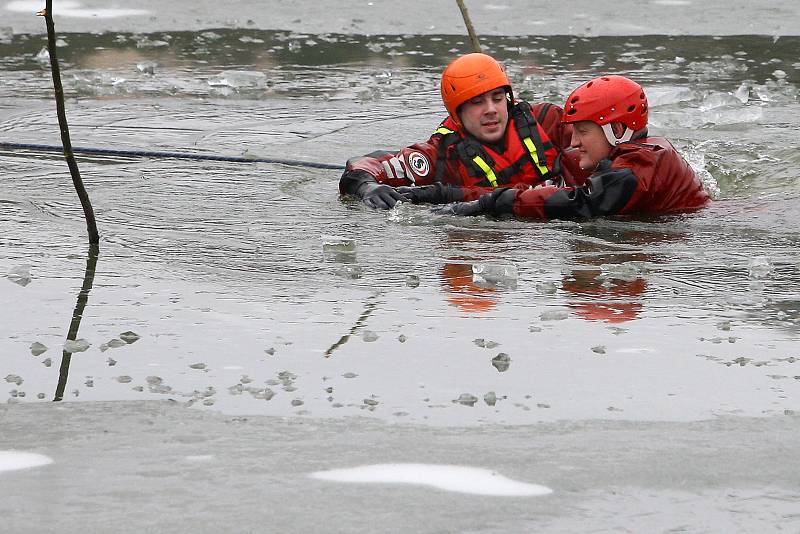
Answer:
top-left (432, 188), bottom-right (517, 217)
top-left (396, 183), bottom-right (464, 205)
top-left (432, 199), bottom-right (484, 216)
top-left (356, 181), bottom-right (406, 209)
top-left (340, 170), bottom-right (405, 210)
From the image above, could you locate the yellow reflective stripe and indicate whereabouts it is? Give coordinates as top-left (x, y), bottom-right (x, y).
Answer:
top-left (472, 156), bottom-right (498, 187)
top-left (435, 126), bottom-right (455, 135)
top-left (523, 137), bottom-right (550, 176)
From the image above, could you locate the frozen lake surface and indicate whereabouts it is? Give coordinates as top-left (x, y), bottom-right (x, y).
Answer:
top-left (1, 0), bottom-right (799, 531)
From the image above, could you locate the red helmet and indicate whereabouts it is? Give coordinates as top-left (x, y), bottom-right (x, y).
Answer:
top-left (441, 53), bottom-right (512, 126)
top-left (563, 75), bottom-right (648, 143)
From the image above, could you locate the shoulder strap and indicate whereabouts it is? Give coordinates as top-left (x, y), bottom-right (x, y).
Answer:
top-left (512, 102), bottom-right (553, 178)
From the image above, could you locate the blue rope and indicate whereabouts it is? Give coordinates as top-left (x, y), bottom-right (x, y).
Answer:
top-left (0, 141), bottom-right (343, 171)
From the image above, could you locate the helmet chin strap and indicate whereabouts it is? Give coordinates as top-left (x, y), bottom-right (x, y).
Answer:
top-left (601, 123), bottom-right (634, 145)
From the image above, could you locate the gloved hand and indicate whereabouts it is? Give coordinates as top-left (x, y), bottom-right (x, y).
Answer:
top-left (432, 188), bottom-right (517, 217)
top-left (432, 199), bottom-right (485, 216)
top-left (396, 183), bottom-right (464, 205)
top-left (356, 181), bottom-right (406, 210)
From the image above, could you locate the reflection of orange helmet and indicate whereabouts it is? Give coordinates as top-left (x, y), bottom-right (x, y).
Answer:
top-left (441, 263), bottom-right (497, 313)
top-left (441, 53), bottom-right (512, 126)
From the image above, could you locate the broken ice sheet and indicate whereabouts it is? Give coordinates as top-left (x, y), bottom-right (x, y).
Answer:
top-left (208, 70), bottom-right (267, 90)
top-left (7, 265), bottom-right (31, 286)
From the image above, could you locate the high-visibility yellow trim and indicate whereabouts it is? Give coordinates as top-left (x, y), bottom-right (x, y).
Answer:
top-left (472, 156), bottom-right (498, 187)
top-left (435, 126), bottom-right (455, 135)
top-left (523, 137), bottom-right (549, 176)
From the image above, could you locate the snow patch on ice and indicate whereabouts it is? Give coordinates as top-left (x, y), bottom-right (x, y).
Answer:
top-left (310, 463), bottom-right (552, 496)
top-left (0, 451), bottom-right (53, 473)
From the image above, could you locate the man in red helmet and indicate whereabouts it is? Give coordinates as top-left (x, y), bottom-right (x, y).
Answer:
top-left (339, 53), bottom-right (576, 209)
top-left (430, 75), bottom-right (710, 219)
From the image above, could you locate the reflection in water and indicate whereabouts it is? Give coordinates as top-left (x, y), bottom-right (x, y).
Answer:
top-left (54, 244), bottom-right (99, 401)
top-left (441, 262), bottom-right (498, 313)
top-left (324, 292), bottom-right (380, 357)
top-left (564, 268), bottom-right (646, 323)
top-left (562, 225), bottom-right (688, 323)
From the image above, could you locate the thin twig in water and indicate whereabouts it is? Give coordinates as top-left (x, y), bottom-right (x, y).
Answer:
top-left (455, 0), bottom-right (482, 53)
top-left (38, 1), bottom-right (99, 244)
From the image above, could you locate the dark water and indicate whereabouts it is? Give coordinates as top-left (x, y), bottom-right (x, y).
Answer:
top-left (1, 30), bottom-right (799, 425)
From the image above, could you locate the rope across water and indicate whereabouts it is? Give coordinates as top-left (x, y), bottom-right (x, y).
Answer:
top-left (0, 141), bottom-right (343, 171)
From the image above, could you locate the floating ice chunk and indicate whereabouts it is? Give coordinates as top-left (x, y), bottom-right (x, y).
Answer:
top-left (135, 38), bottom-right (169, 48)
top-left (35, 46), bottom-right (50, 65)
top-left (321, 235), bottom-right (356, 253)
top-left (540, 310), bottom-right (569, 321)
top-left (4, 374), bottom-right (23, 385)
top-left (748, 256), bottom-right (774, 280)
top-left (491, 353), bottom-right (511, 372)
top-left (335, 265), bottom-right (362, 279)
top-left (208, 70), bottom-right (267, 90)
top-left (598, 262), bottom-right (644, 282)
top-left (119, 331), bottom-right (140, 344)
top-left (362, 330), bottom-right (378, 342)
top-left (63, 339), bottom-right (90, 353)
top-left (7, 265), bottom-right (31, 286)
top-left (30, 342), bottom-right (48, 356)
top-left (701, 105), bottom-right (763, 127)
top-left (733, 83), bottom-right (750, 103)
top-left (310, 463), bottom-right (553, 496)
top-left (699, 91), bottom-right (744, 111)
top-left (136, 61), bottom-right (157, 75)
top-left (472, 262), bottom-right (518, 287)
top-left (646, 86), bottom-right (694, 107)
top-left (0, 27), bottom-right (13, 44)
top-left (454, 393), bottom-right (478, 406)
top-left (0, 451), bottom-right (53, 473)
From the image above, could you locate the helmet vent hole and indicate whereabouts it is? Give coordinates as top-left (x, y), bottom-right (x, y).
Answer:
top-left (627, 105), bottom-right (636, 112)
top-left (586, 81), bottom-right (594, 88)
top-left (570, 96), bottom-right (579, 104)
top-left (566, 108), bottom-right (577, 115)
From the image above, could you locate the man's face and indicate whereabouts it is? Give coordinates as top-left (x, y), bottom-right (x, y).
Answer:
top-left (570, 120), bottom-right (613, 170)
top-left (458, 87), bottom-right (509, 144)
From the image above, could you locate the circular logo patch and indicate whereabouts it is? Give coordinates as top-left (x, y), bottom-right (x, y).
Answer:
top-left (407, 151), bottom-right (430, 178)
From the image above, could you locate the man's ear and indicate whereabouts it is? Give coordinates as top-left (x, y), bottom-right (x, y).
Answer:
top-left (610, 121), bottom-right (626, 139)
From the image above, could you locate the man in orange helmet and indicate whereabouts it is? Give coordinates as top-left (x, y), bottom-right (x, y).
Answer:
top-left (339, 53), bottom-right (575, 209)
top-left (430, 75), bottom-right (710, 219)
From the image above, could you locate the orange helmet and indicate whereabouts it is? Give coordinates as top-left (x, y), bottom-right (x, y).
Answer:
top-left (440, 53), bottom-right (512, 126)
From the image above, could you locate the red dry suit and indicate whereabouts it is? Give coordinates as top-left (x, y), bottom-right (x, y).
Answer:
top-left (339, 102), bottom-right (574, 201)
top-left (508, 137), bottom-right (710, 219)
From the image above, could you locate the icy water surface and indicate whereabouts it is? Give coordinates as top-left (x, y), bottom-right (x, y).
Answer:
top-left (1, 20), bottom-right (799, 533)
top-left (1, 30), bottom-right (799, 424)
